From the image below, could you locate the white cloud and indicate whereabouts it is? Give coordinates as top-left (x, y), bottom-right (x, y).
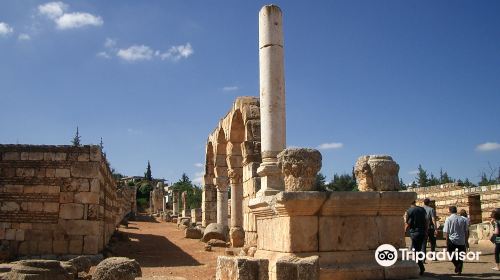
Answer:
top-left (104, 38), bottom-right (116, 49)
top-left (0, 22), bottom-right (14, 36)
top-left (476, 142), bottom-right (500, 152)
top-left (194, 163), bottom-right (204, 168)
top-left (39, 2), bottom-right (102, 30)
top-left (38, 2), bottom-right (67, 20)
top-left (18, 33), bottom-right (31, 41)
top-left (317, 142), bottom-right (343, 150)
top-left (193, 171), bottom-right (204, 185)
top-left (55, 12), bottom-right (103, 29)
top-left (96, 51), bottom-right (111, 59)
top-left (117, 45), bottom-right (154, 62)
top-left (159, 43), bottom-right (193, 61)
top-left (223, 86), bottom-right (239, 92)
top-left (408, 170), bottom-right (419, 175)
top-left (114, 43), bottom-right (193, 63)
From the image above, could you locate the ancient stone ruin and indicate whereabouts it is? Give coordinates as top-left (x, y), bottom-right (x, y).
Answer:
top-left (0, 144), bottom-right (136, 259)
top-left (199, 5), bottom-right (420, 280)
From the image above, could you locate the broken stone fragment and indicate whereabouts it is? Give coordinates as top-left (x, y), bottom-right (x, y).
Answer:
top-left (277, 148), bottom-right (322, 191)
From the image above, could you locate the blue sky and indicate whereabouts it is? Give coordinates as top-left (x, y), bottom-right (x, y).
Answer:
top-left (1, 0), bottom-right (499, 185)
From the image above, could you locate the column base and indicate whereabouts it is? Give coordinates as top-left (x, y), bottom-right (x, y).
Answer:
top-left (257, 163), bottom-right (284, 196)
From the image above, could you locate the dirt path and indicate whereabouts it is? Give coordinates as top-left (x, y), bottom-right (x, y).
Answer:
top-left (112, 215), bottom-right (223, 280)
top-left (111, 215), bottom-right (499, 280)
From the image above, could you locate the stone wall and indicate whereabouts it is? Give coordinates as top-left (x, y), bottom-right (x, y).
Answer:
top-left (0, 144), bottom-right (135, 257)
top-left (406, 183), bottom-right (500, 224)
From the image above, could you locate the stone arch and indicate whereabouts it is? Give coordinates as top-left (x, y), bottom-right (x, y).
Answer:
top-left (227, 110), bottom-right (245, 246)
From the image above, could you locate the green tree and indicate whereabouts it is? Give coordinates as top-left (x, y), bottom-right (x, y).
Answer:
top-left (416, 165), bottom-right (428, 187)
top-left (71, 126), bottom-right (81, 147)
top-left (328, 173), bottom-right (357, 191)
top-left (439, 168), bottom-right (453, 184)
top-left (399, 178), bottom-right (407, 190)
top-left (144, 161), bottom-right (153, 181)
top-left (315, 173), bottom-right (327, 191)
top-left (428, 174), bottom-right (439, 186)
top-left (172, 173), bottom-right (202, 209)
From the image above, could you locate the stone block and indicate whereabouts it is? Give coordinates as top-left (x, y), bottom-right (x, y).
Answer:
top-left (15, 229), bottom-right (25, 241)
top-left (276, 256), bottom-right (319, 280)
top-left (29, 152), bottom-right (44, 160)
top-left (28, 202), bottom-right (44, 212)
top-left (89, 146), bottom-right (102, 162)
top-left (43, 202), bottom-right (59, 213)
top-left (47, 185), bottom-right (60, 193)
top-left (319, 216), bottom-right (378, 251)
top-left (53, 240), bottom-right (68, 254)
top-left (38, 240), bottom-right (53, 254)
top-left (16, 168), bottom-right (35, 177)
top-left (5, 229), bottom-right (16, 240)
top-left (71, 162), bottom-right (99, 178)
top-left (69, 238), bottom-right (83, 254)
top-left (1, 202), bottom-right (20, 212)
top-left (46, 168), bottom-right (56, 177)
top-left (54, 152), bottom-right (66, 161)
top-left (21, 152), bottom-right (29, 160)
top-left (55, 169), bottom-right (71, 178)
top-left (5, 185), bottom-right (23, 193)
top-left (216, 256), bottom-right (269, 280)
top-left (60, 203), bottom-right (84, 219)
top-left (90, 179), bottom-right (100, 192)
top-left (34, 167), bottom-right (46, 177)
top-left (74, 192), bottom-right (99, 204)
top-left (61, 220), bottom-right (101, 236)
top-left (83, 235), bottom-right (99, 254)
top-left (3, 152), bottom-right (19, 160)
top-left (43, 152), bottom-right (55, 161)
top-left (71, 179), bottom-right (90, 192)
top-left (257, 216), bottom-right (318, 253)
top-left (78, 153), bottom-right (90, 161)
top-left (60, 192), bottom-right (74, 203)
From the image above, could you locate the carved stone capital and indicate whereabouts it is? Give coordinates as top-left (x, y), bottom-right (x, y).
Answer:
top-left (214, 176), bottom-right (229, 192)
top-left (277, 148), bottom-right (322, 191)
top-left (228, 168), bottom-right (243, 185)
top-left (354, 155), bottom-right (400, 192)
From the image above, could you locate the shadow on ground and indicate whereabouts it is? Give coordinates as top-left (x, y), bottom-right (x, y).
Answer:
top-left (112, 217), bottom-right (201, 268)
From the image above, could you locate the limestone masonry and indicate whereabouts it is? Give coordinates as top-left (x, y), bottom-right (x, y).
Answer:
top-left (0, 144), bottom-right (136, 257)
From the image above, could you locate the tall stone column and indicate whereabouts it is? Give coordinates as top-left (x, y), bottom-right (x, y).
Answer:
top-left (172, 190), bottom-right (178, 216)
top-left (215, 176), bottom-right (229, 227)
top-left (256, 5), bottom-right (286, 197)
top-left (228, 168), bottom-right (244, 247)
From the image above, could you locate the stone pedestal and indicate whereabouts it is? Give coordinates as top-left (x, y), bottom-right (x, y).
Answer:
top-left (191, 208), bottom-right (202, 224)
top-left (249, 191), bottom-right (419, 280)
top-left (172, 191), bottom-right (179, 216)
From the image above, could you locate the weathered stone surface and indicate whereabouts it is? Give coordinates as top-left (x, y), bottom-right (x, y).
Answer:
top-left (208, 239), bottom-right (229, 248)
top-left (202, 223), bottom-right (228, 242)
top-left (277, 148), bottom-right (322, 191)
top-left (275, 256), bottom-right (319, 280)
top-left (65, 255), bottom-right (91, 273)
top-left (216, 256), bottom-right (268, 280)
top-left (185, 228), bottom-right (203, 239)
top-left (92, 257), bottom-right (141, 280)
top-left (229, 227), bottom-right (245, 248)
top-left (59, 203), bottom-right (84, 220)
top-left (4, 259), bottom-right (73, 280)
top-left (354, 155), bottom-right (400, 191)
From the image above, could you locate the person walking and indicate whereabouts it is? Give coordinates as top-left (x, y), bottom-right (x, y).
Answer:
top-left (422, 198), bottom-right (438, 259)
top-left (491, 209), bottom-right (500, 271)
top-left (443, 206), bottom-right (468, 275)
top-left (459, 209), bottom-right (470, 251)
top-left (405, 200), bottom-right (428, 275)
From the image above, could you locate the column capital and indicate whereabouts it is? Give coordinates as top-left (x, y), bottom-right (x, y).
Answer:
top-left (277, 148), bottom-right (322, 191)
top-left (228, 168), bottom-right (243, 185)
top-left (214, 176), bottom-right (229, 192)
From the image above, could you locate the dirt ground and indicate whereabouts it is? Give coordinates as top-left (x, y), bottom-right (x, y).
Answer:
top-left (112, 215), bottom-right (221, 280)
top-left (112, 214), bottom-right (500, 280)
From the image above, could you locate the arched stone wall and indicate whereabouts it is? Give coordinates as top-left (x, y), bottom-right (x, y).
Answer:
top-left (202, 142), bottom-right (216, 226)
top-left (202, 96), bottom-right (261, 247)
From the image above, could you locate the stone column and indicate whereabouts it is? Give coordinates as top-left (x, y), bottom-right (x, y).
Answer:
top-left (228, 168), bottom-right (244, 247)
top-left (215, 176), bottom-right (229, 227)
top-left (172, 190), bottom-right (178, 216)
top-left (256, 5), bottom-right (286, 197)
top-left (202, 174), bottom-right (217, 226)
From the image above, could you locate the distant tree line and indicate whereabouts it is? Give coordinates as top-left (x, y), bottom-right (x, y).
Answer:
top-left (412, 163), bottom-right (500, 188)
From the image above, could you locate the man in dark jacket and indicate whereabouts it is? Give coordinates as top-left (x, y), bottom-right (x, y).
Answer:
top-left (406, 200), bottom-right (429, 275)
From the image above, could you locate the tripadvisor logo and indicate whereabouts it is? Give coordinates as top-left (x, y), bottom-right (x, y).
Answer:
top-left (375, 244), bottom-right (482, 267)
